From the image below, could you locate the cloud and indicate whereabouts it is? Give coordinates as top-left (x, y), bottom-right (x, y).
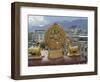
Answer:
top-left (28, 15), bottom-right (87, 27)
top-left (29, 16), bottom-right (48, 26)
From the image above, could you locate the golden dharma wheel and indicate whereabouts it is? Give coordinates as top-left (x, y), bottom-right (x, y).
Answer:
top-left (45, 23), bottom-right (66, 50)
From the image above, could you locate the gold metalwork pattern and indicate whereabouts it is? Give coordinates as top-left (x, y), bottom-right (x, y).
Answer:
top-left (45, 23), bottom-right (66, 50)
top-left (45, 23), bottom-right (66, 59)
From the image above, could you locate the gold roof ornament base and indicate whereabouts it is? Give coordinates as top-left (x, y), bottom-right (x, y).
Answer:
top-left (48, 50), bottom-right (63, 59)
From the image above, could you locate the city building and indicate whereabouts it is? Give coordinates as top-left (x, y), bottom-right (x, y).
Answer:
top-left (33, 30), bottom-right (46, 43)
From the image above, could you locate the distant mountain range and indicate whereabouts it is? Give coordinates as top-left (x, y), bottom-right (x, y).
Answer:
top-left (28, 19), bottom-right (88, 32)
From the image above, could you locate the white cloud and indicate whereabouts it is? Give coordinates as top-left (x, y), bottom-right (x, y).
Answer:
top-left (29, 16), bottom-right (48, 26)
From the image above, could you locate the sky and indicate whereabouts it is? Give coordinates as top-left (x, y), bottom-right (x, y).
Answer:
top-left (28, 15), bottom-right (87, 27)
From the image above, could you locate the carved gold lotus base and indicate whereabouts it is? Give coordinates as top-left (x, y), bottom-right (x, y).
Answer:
top-left (48, 50), bottom-right (63, 59)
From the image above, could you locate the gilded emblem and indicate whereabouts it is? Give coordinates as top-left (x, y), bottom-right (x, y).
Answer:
top-left (45, 23), bottom-right (66, 59)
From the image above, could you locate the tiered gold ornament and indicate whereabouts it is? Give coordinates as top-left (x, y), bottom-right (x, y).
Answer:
top-left (45, 23), bottom-right (66, 59)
